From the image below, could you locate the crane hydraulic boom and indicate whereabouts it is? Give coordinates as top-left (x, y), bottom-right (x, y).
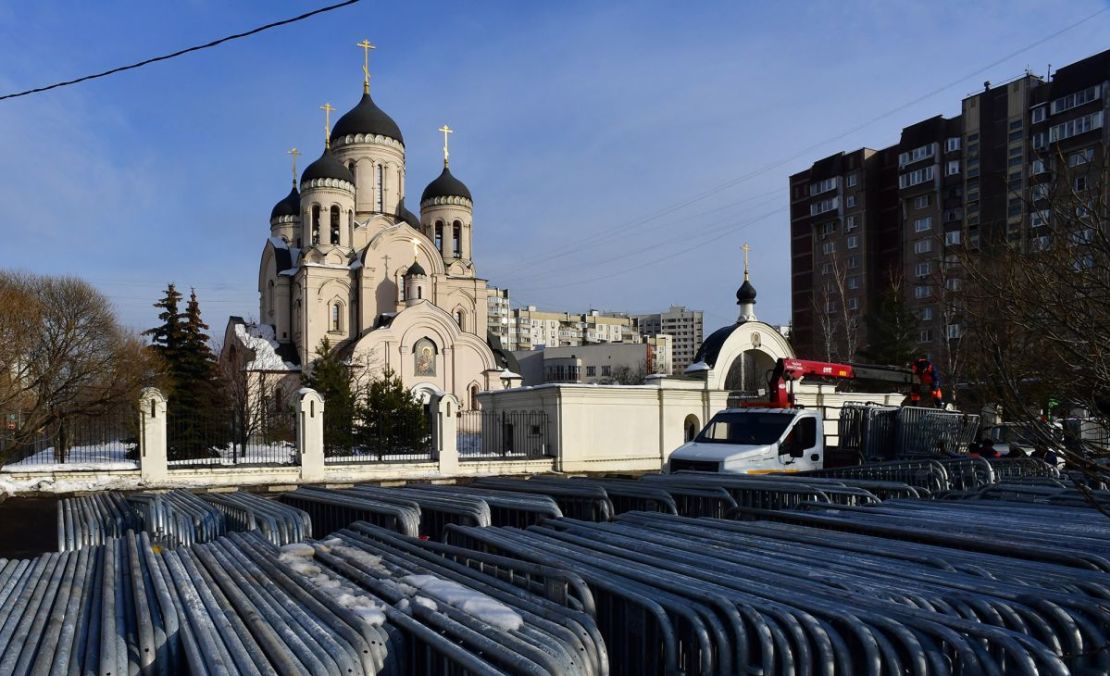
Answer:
top-left (745, 358), bottom-right (938, 408)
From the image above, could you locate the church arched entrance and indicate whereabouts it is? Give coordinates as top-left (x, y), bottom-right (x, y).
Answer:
top-left (723, 348), bottom-right (778, 397)
top-left (683, 414), bottom-right (701, 442)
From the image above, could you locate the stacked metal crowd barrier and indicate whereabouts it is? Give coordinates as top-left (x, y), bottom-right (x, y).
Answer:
top-left (58, 490), bottom-right (312, 550)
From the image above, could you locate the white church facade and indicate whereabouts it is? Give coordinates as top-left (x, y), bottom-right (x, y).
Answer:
top-left (223, 46), bottom-right (518, 408)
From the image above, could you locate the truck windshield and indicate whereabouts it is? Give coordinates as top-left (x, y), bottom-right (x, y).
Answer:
top-left (696, 412), bottom-right (795, 445)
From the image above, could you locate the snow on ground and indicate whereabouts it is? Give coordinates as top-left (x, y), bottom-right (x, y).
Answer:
top-left (234, 322), bottom-right (299, 371)
top-left (167, 442), bottom-right (297, 467)
top-left (3, 444), bottom-right (138, 471)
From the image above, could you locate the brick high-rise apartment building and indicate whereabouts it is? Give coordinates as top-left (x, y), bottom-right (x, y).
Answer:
top-left (790, 48), bottom-right (1108, 372)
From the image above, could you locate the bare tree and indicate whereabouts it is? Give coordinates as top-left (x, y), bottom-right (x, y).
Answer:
top-left (811, 251), bottom-right (859, 361)
top-left (0, 272), bottom-right (154, 462)
top-left (961, 143), bottom-right (1109, 486)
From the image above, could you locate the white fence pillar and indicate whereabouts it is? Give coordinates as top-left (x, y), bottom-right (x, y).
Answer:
top-left (298, 388), bottom-right (326, 483)
top-left (139, 387), bottom-right (168, 483)
top-left (432, 393), bottom-right (460, 476)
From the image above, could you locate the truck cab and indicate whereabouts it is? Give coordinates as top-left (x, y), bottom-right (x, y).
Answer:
top-left (667, 408), bottom-right (824, 474)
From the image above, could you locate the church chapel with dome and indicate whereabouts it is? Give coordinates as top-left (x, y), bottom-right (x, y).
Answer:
top-left (227, 42), bottom-right (517, 408)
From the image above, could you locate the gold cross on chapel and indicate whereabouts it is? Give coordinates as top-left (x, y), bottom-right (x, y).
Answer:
top-left (742, 242), bottom-right (752, 280)
top-left (356, 39), bottom-right (375, 93)
top-left (439, 124), bottom-right (453, 167)
top-left (320, 103), bottom-right (335, 148)
top-left (287, 147), bottom-right (301, 184)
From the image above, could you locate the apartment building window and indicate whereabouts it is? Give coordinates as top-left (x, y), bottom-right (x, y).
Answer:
top-left (847, 235), bottom-right (859, 249)
top-left (1031, 210), bottom-right (1050, 227)
top-left (846, 195), bottom-right (856, 208)
top-left (822, 241), bottom-right (836, 254)
top-left (1069, 148), bottom-right (1094, 167)
top-left (1075, 176), bottom-right (1088, 192)
top-left (846, 173), bottom-right (858, 188)
top-left (847, 275), bottom-right (859, 290)
top-left (1031, 159), bottom-right (1047, 175)
top-left (810, 196), bottom-right (840, 215)
top-left (945, 137), bottom-right (961, 153)
top-left (947, 324), bottom-right (962, 339)
top-left (1031, 132), bottom-right (1046, 150)
top-left (1031, 105), bottom-right (1046, 124)
top-left (912, 194), bottom-right (931, 209)
top-left (820, 221), bottom-right (836, 236)
top-left (1031, 235), bottom-right (1050, 252)
top-left (845, 215), bottom-right (858, 230)
top-left (1008, 130), bottom-right (1024, 142)
top-left (1007, 172), bottom-right (1022, 192)
top-left (847, 297), bottom-right (860, 311)
top-left (1050, 85), bottom-right (1102, 114)
top-left (920, 306), bottom-right (934, 321)
top-left (1049, 111), bottom-right (1104, 142)
top-left (601, 365), bottom-right (611, 377)
top-left (945, 160), bottom-right (960, 176)
top-left (913, 239), bottom-right (932, 254)
top-left (914, 285), bottom-right (931, 299)
top-left (899, 165), bottom-right (935, 188)
top-left (847, 255), bottom-right (860, 269)
top-left (920, 329), bottom-right (934, 342)
top-left (914, 216), bottom-right (932, 232)
top-left (898, 143), bottom-right (937, 167)
top-left (945, 278), bottom-right (962, 292)
top-left (944, 231), bottom-right (961, 246)
top-left (586, 366), bottom-right (596, 377)
top-left (809, 177), bottom-right (838, 195)
top-left (915, 261), bottom-right (932, 278)
top-left (1007, 198), bottom-right (1023, 217)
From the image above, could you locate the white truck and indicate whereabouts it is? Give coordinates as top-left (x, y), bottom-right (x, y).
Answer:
top-left (667, 403), bottom-right (978, 474)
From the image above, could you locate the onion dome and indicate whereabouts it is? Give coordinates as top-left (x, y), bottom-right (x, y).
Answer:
top-left (331, 92), bottom-right (404, 145)
top-left (736, 279), bottom-right (757, 305)
top-left (270, 185), bottom-right (300, 221)
top-left (404, 260), bottom-right (426, 277)
top-left (421, 166), bottom-right (472, 204)
top-left (395, 197), bottom-right (420, 229)
top-left (300, 149), bottom-right (354, 186)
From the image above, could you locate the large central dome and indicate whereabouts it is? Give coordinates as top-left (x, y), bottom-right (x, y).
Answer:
top-left (330, 92), bottom-right (404, 145)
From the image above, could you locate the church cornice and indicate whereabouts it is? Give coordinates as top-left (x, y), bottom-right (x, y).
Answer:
top-left (332, 133), bottom-right (404, 151)
top-left (269, 214), bottom-right (299, 225)
top-left (420, 195), bottom-right (473, 209)
top-left (300, 177), bottom-right (355, 192)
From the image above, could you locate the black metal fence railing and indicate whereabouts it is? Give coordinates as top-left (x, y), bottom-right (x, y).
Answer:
top-left (1, 409), bottom-right (140, 469)
top-left (166, 408), bottom-right (297, 469)
top-left (458, 410), bottom-right (549, 460)
top-left (323, 410), bottom-right (435, 464)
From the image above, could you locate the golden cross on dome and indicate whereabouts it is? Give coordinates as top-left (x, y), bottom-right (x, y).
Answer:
top-left (320, 102), bottom-right (335, 148)
top-left (742, 242), bottom-right (752, 280)
top-left (356, 39), bottom-right (375, 93)
top-left (287, 147), bottom-right (301, 184)
top-left (438, 124), bottom-right (453, 167)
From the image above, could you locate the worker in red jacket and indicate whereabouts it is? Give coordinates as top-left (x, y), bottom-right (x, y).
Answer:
top-left (910, 358), bottom-right (943, 408)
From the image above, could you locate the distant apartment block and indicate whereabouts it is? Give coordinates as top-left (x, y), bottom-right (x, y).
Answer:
top-left (633, 305), bottom-right (704, 374)
top-left (486, 287), bottom-right (513, 348)
top-left (789, 48), bottom-right (1109, 366)
top-left (511, 306), bottom-right (640, 350)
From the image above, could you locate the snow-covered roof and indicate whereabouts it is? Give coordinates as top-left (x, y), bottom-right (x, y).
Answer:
top-left (235, 323), bottom-right (300, 372)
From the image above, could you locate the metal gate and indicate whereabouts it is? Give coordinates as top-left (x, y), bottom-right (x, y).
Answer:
top-left (458, 410), bottom-right (549, 460)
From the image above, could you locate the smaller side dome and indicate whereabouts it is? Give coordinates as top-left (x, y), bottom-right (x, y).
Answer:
top-left (421, 166), bottom-right (472, 204)
top-left (395, 197), bottom-right (420, 229)
top-left (404, 260), bottom-right (427, 277)
top-left (737, 279), bottom-right (757, 304)
top-left (270, 185), bottom-right (300, 221)
top-left (301, 149), bottom-right (354, 186)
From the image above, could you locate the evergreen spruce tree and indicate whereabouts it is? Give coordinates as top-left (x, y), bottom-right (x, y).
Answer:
top-left (303, 338), bottom-right (355, 455)
top-left (144, 284), bottom-right (184, 365)
top-left (858, 287), bottom-right (920, 367)
top-left (357, 368), bottom-right (428, 455)
top-left (180, 289), bottom-right (229, 455)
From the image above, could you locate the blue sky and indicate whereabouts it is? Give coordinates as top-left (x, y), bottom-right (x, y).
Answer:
top-left (0, 1), bottom-right (1107, 337)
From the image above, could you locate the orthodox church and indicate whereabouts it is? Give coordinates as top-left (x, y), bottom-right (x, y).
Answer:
top-left (224, 43), bottom-right (518, 409)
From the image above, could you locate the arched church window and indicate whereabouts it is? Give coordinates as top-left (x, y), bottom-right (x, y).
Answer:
top-left (470, 384), bottom-right (480, 410)
top-left (434, 221), bottom-right (444, 252)
top-left (330, 206), bottom-right (341, 245)
top-left (375, 164), bottom-right (384, 212)
top-left (331, 302), bottom-right (342, 332)
top-left (267, 281), bottom-right (274, 314)
top-left (453, 309), bottom-right (464, 330)
top-left (311, 205), bottom-right (321, 245)
top-left (452, 221), bottom-right (461, 257)
top-left (348, 209), bottom-right (353, 229)
top-left (417, 286), bottom-right (423, 300)
top-left (347, 161), bottom-right (355, 178)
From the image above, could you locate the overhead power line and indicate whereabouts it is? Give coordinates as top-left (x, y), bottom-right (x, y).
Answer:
top-left (0, 0), bottom-right (360, 102)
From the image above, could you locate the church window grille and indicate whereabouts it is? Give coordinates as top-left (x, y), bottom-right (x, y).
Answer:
top-left (376, 164), bottom-right (384, 212)
top-left (452, 221), bottom-right (462, 257)
top-left (434, 221), bottom-right (444, 252)
top-left (330, 206), bottom-right (341, 244)
top-left (311, 205), bottom-right (321, 245)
